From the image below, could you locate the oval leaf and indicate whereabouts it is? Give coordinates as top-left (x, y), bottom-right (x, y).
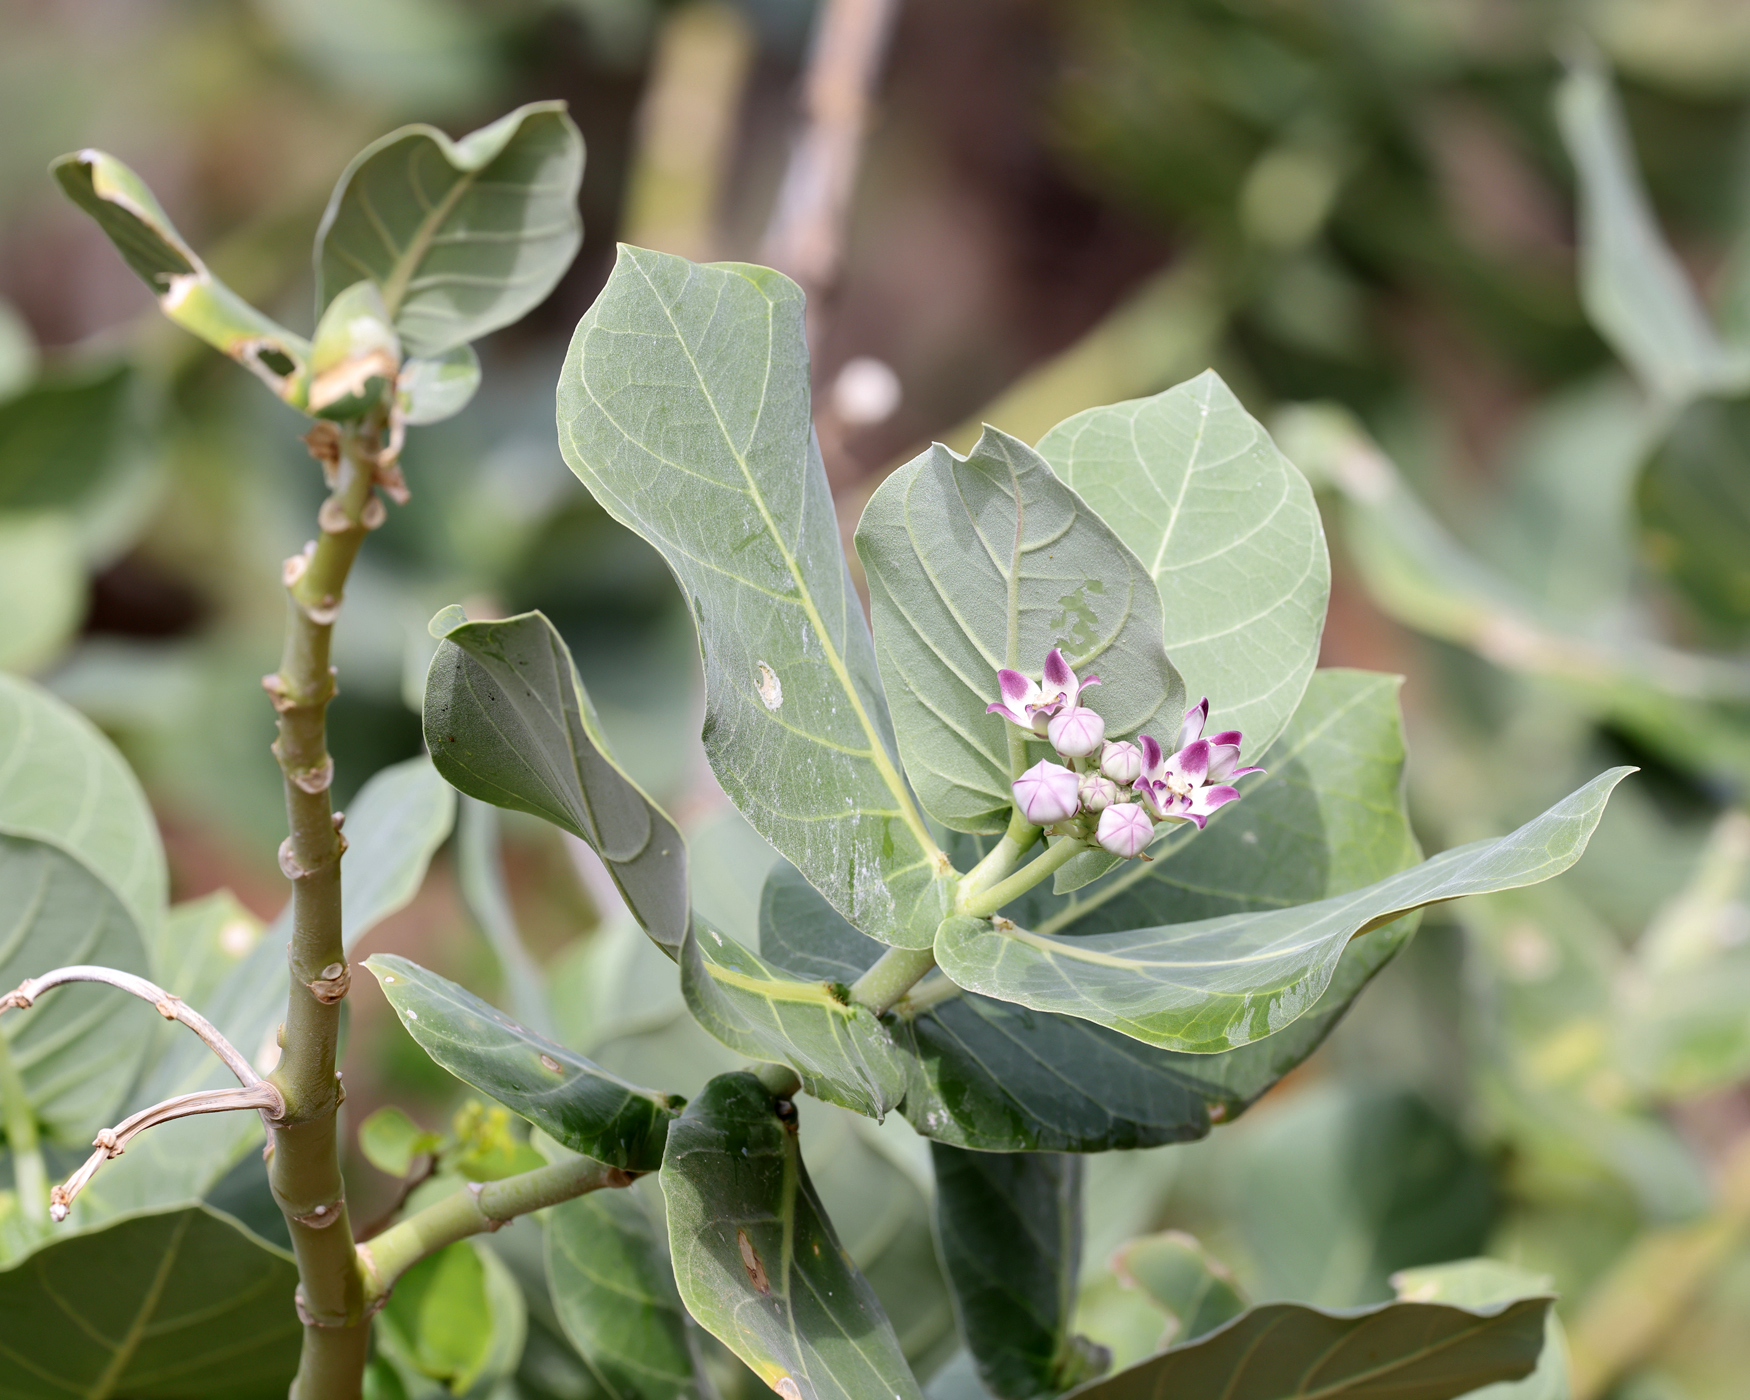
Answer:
top-left (547, 1182), bottom-right (708, 1400)
top-left (935, 768), bottom-right (1633, 1052)
top-left (398, 343), bottom-right (482, 425)
top-left (558, 246), bottom-right (950, 949)
top-left (660, 1071), bottom-right (923, 1400)
top-left (367, 953), bottom-right (678, 1171)
top-left (856, 427), bottom-right (1184, 834)
top-left (0, 1205), bottom-right (300, 1398)
top-left (1039, 371), bottom-right (1328, 765)
top-left (315, 102), bottom-right (584, 357)
top-left (1111, 1232), bottom-right (1246, 1345)
top-left (424, 608), bottom-right (688, 953)
top-left (681, 923), bottom-right (906, 1119)
top-left (1064, 1297), bottom-right (1552, 1400)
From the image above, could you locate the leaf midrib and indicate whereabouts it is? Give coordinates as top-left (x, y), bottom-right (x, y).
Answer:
top-left (380, 158), bottom-right (480, 318)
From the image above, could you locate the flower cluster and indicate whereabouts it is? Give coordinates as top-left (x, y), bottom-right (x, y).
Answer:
top-left (989, 650), bottom-right (1262, 860)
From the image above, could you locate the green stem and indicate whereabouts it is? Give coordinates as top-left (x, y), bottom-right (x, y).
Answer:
top-left (264, 420), bottom-right (382, 1398)
top-left (958, 835), bottom-right (1091, 921)
top-left (960, 808), bottom-right (1042, 901)
top-left (359, 1155), bottom-right (631, 1308)
top-left (752, 1061), bottom-right (804, 1099)
top-left (849, 946), bottom-right (941, 1016)
top-left (0, 1033), bottom-right (46, 1230)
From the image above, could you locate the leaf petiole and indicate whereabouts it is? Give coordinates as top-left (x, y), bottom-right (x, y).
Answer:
top-left (957, 834), bottom-right (1091, 921)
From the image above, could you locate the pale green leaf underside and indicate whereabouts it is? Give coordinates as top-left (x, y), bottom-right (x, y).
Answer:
top-left (1040, 370), bottom-right (1328, 764)
top-left (681, 923), bottom-right (906, 1119)
top-left (660, 1072), bottom-right (923, 1400)
top-left (0, 1205), bottom-right (300, 1399)
top-left (0, 670), bottom-right (166, 958)
top-left (857, 428), bottom-right (1183, 835)
top-left (368, 954), bottom-right (677, 1172)
top-left (0, 513), bottom-right (83, 674)
top-left (558, 246), bottom-right (947, 948)
top-left (935, 768), bottom-right (1633, 1052)
top-left (547, 1183), bottom-right (706, 1400)
top-left (1064, 1297), bottom-right (1551, 1400)
top-left (424, 609), bottom-right (688, 952)
top-left (315, 101), bottom-right (584, 357)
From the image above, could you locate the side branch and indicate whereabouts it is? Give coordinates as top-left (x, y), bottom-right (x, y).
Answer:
top-left (358, 1154), bottom-right (634, 1308)
top-left (2, 965), bottom-right (264, 1089)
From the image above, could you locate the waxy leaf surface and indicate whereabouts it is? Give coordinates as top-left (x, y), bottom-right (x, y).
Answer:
top-left (856, 427), bottom-right (1183, 834)
top-left (368, 954), bottom-right (678, 1172)
top-left (1063, 1297), bottom-right (1551, 1400)
top-left (547, 1182), bottom-right (708, 1400)
top-left (315, 102), bottom-right (584, 357)
top-left (559, 247), bottom-right (948, 948)
top-left (1391, 1259), bottom-right (1569, 1400)
top-left (660, 1072), bottom-right (922, 1400)
top-left (681, 923), bottom-right (906, 1119)
top-left (1039, 371), bottom-right (1326, 764)
top-left (0, 1205), bottom-right (300, 1398)
top-left (425, 608), bottom-right (688, 953)
top-left (935, 768), bottom-right (1632, 1052)
top-left (931, 1145), bottom-right (1104, 1399)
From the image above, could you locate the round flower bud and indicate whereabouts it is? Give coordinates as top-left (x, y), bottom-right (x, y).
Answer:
top-left (1096, 802), bottom-right (1154, 859)
top-left (1078, 773), bottom-right (1118, 813)
top-left (1048, 705), bottom-right (1105, 758)
top-left (1099, 739), bottom-right (1142, 784)
top-left (1011, 760), bottom-right (1080, 826)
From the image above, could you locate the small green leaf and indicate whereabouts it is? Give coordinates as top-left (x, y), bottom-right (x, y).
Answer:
top-left (315, 102), bottom-right (584, 357)
top-left (546, 1181), bottom-right (708, 1400)
top-left (376, 1239), bottom-right (526, 1398)
top-left (367, 954), bottom-right (678, 1171)
top-left (1392, 1260), bottom-right (1570, 1400)
top-left (1554, 57), bottom-right (1743, 403)
top-left (558, 246), bottom-right (950, 950)
top-left (855, 426), bottom-right (1183, 834)
top-left (0, 513), bottom-right (83, 674)
top-left (0, 1205), bottom-right (301, 1397)
top-left (51, 150), bottom-right (313, 400)
top-left (660, 1072), bottom-right (923, 1400)
top-left (1039, 371), bottom-right (1328, 765)
top-left (1062, 1296), bottom-right (1552, 1400)
top-left (1111, 1232), bottom-right (1245, 1345)
top-left (935, 768), bottom-right (1633, 1052)
top-left (931, 1145), bottom-right (1108, 1399)
top-left (425, 608), bottom-right (689, 954)
top-left (306, 279), bottom-right (400, 419)
top-left (359, 1105), bottom-right (442, 1178)
top-left (398, 343), bottom-right (481, 425)
top-left (681, 923), bottom-right (906, 1119)
top-left (0, 363), bottom-right (135, 519)
top-left (1637, 392), bottom-right (1750, 637)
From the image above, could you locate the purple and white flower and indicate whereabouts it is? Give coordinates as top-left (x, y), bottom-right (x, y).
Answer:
top-left (1012, 759), bottom-right (1081, 826)
top-left (1096, 803), bottom-right (1154, 859)
top-left (1048, 704), bottom-right (1105, 758)
top-left (1099, 740), bottom-right (1142, 784)
top-left (987, 648), bottom-right (1100, 737)
top-left (1078, 772), bottom-right (1118, 813)
top-left (1132, 698), bottom-right (1264, 830)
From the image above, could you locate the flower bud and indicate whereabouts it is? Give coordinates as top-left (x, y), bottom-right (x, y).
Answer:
top-left (1096, 802), bottom-right (1154, 859)
top-left (1078, 773), bottom-right (1118, 813)
top-left (1048, 705), bottom-right (1105, 758)
top-left (1099, 739), bottom-right (1142, 784)
top-left (1012, 760), bottom-right (1080, 826)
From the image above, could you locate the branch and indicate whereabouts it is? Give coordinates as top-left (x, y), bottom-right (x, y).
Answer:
top-left (50, 1082), bottom-right (284, 1220)
top-left (2, 964), bottom-right (265, 1089)
top-left (357, 1154), bottom-right (634, 1308)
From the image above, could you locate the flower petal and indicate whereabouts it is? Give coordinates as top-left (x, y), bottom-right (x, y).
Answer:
top-left (1096, 803), bottom-right (1154, 859)
top-left (1042, 647), bottom-right (1074, 695)
top-left (1188, 784), bottom-right (1240, 817)
top-left (1165, 738), bottom-right (1210, 786)
top-left (1138, 733), bottom-right (1164, 780)
top-left (1177, 698), bottom-right (1209, 749)
top-left (1012, 760), bottom-right (1081, 826)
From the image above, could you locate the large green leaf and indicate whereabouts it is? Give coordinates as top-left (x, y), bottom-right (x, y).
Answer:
top-left (51, 151), bottom-right (313, 401)
top-left (1554, 58), bottom-right (1742, 404)
top-left (681, 922), bottom-right (906, 1119)
top-left (1038, 372), bottom-right (1327, 764)
top-left (81, 758), bottom-right (455, 1220)
top-left (315, 102), bottom-right (584, 358)
top-left (934, 768), bottom-right (1632, 1052)
top-left (1062, 1296), bottom-right (1552, 1400)
top-left (0, 1205), bottom-right (301, 1398)
top-left (558, 246), bottom-right (950, 950)
top-left (546, 1180), bottom-right (707, 1400)
top-left (424, 608), bottom-right (688, 953)
top-left (368, 954), bottom-right (678, 1172)
top-left (931, 1146), bottom-right (1107, 1399)
top-left (1391, 1260), bottom-right (1570, 1400)
top-left (660, 1071), bottom-right (922, 1400)
top-left (855, 427), bottom-right (1183, 834)
top-left (0, 670), bottom-right (166, 955)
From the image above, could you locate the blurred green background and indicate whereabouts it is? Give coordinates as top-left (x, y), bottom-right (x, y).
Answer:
top-left (6, 2), bottom-right (1750, 1398)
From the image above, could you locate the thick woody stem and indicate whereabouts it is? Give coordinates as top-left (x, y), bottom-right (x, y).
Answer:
top-left (264, 418), bottom-right (384, 1398)
top-left (358, 1155), bottom-right (633, 1309)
